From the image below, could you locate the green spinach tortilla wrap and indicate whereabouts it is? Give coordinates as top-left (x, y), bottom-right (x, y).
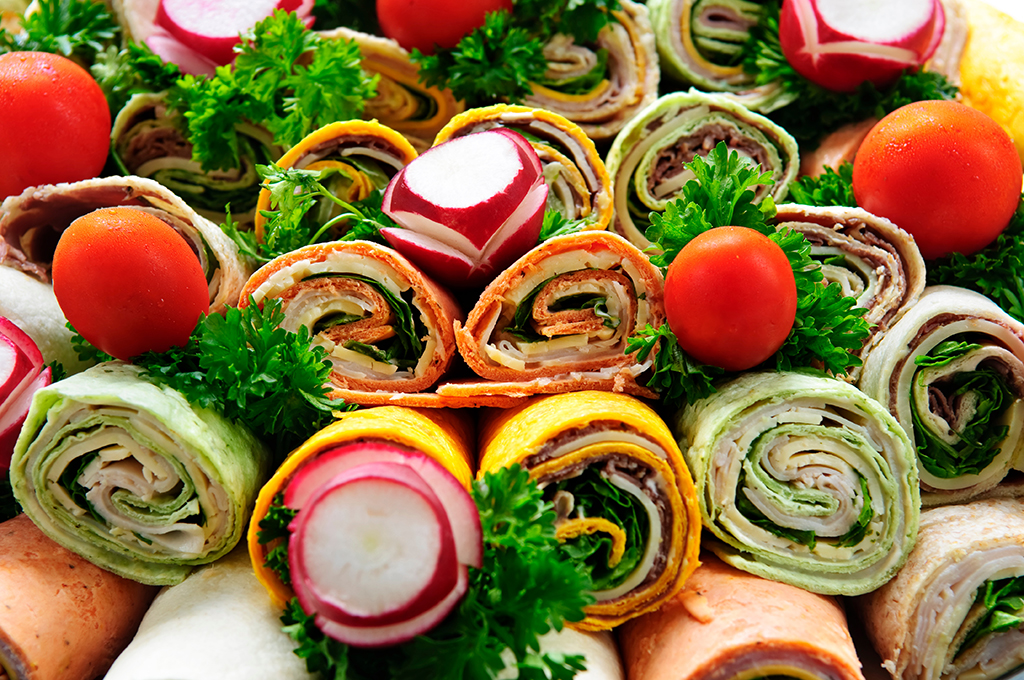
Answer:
top-left (676, 371), bottom-right (920, 596)
top-left (647, 0), bottom-right (796, 112)
top-left (605, 89), bottom-right (799, 251)
top-left (858, 285), bottom-right (1024, 506)
top-left (111, 92), bottom-right (284, 225)
top-left (859, 498), bottom-right (1024, 680)
top-left (9, 362), bottom-right (271, 586)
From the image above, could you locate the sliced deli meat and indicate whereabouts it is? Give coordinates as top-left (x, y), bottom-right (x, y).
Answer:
top-left (859, 285), bottom-right (1024, 505)
top-left (237, 240), bottom-right (462, 407)
top-left (620, 552), bottom-right (865, 680)
top-left (859, 498), bottom-right (1024, 680)
top-left (445, 231), bottom-right (664, 400)
top-left (522, 0), bottom-right (660, 141)
top-left (477, 391), bottom-right (702, 630)
top-left (676, 371), bottom-right (921, 596)
top-left (0, 175), bottom-right (253, 314)
top-left (605, 90), bottom-right (799, 251)
top-left (9, 362), bottom-right (272, 585)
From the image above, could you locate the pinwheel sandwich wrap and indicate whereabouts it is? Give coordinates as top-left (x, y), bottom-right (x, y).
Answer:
top-left (859, 498), bottom-right (1024, 680)
top-left (433, 105), bottom-right (613, 232)
top-left (317, 27), bottom-right (464, 152)
top-left (248, 406), bottom-right (475, 609)
top-left (443, 231), bottom-right (664, 401)
top-left (858, 286), bottom-right (1024, 505)
top-left (0, 175), bottom-right (252, 314)
top-left (773, 203), bottom-right (927, 378)
top-left (522, 0), bottom-right (660, 141)
top-left (0, 514), bottom-right (158, 680)
top-left (619, 552), bottom-right (865, 680)
top-left (605, 89), bottom-right (800, 251)
top-left (9, 362), bottom-right (272, 586)
top-left (238, 240), bottom-right (463, 407)
top-left (104, 546), bottom-right (316, 680)
top-left (477, 391), bottom-right (702, 630)
top-left (676, 371), bottom-right (921, 596)
top-left (111, 92), bottom-right (284, 225)
top-left (253, 119), bottom-right (418, 240)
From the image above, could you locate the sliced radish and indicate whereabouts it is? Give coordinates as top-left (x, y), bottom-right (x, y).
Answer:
top-left (0, 318), bottom-right (49, 471)
top-left (382, 128), bottom-right (547, 288)
top-left (778, 0), bottom-right (945, 92)
top-left (288, 462), bottom-right (465, 646)
top-left (0, 366), bottom-right (50, 471)
top-left (285, 442), bottom-right (482, 568)
top-left (156, 0), bottom-right (315, 66)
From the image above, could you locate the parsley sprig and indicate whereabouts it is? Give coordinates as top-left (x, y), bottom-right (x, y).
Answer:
top-left (788, 162), bottom-right (857, 208)
top-left (0, 0), bottom-right (118, 63)
top-left (741, 0), bottom-right (958, 145)
top-left (165, 10), bottom-right (378, 172)
top-left (626, 143), bottom-right (870, 405)
top-left (133, 298), bottom-right (353, 456)
top-left (90, 42), bottom-right (183, 117)
top-left (413, 0), bottom-right (621, 104)
top-left (277, 464), bottom-right (593, 679)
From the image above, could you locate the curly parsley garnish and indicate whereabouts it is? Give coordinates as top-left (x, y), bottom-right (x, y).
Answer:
top-left (0, 0), bottom-right (118, 63)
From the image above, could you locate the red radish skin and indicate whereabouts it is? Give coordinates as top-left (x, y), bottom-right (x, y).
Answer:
top-left (0, 367), bottom-right (50, 471)
top-left (285, 442), bottom-right (482, 568)
top-left (382, 128), bottom-right (547, 288)
top-left (778, 0), bottom-right (945, 92)
top-left (156, 0), bottom-right (315, 66)
top-left (0, 319), bottom-right (49, 471)
top-left (288, 462), bottom-right (464, 645)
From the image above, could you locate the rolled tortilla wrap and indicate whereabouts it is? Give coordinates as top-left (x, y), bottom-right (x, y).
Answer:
top-left (448, 231), bottom-right (663, 400)
top-left (858, 286), bottom-right (1024, 505)
top-left (619, 552), bottom-right (865, 680)
top-left (522, 0), bottom-right (660, 141)
top-left (859, 498), bottom-right (1024, 680)
top-left (318, 27), bottom-right (465, 153)
top-left (773, 203), bottom-right (927, 379)
top-left (647, 0), bottom-right (796, 112)
top-left (0, 175), bottom-right (252, 314)
top-left (0, 514), bottom-right (158, 680)
top-left (676, 371), bottom-right (920, 596)
top-left (477, 391), bottom-right (702, 630)
top-left (9, 362), bottom-right (272, 585)
top-left (605, 90), bottom-right (800, 251)
top-left (248, 406), bottom-right (475, 609)
top-left (253, 119), bottom-right (418, 240)
top-left (237, 240), bottom-right (462, 407)
top-left (104, 545), bottom-right (316, 680)
top-left (433, 104), bottom-right (614, 231)
top-left (111, 91), bottom-right (284, 225)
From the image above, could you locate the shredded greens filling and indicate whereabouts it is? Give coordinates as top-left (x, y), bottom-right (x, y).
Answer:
top-left (504, 270), bottom-right (622, 342)
top-left (911, 340), bottom-right (1015, 479)
top-left (959, 576), bottom-right (1024, 655)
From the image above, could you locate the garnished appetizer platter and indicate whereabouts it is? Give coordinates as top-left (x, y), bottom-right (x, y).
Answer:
top-left (2, 0), bottom-right (1024, 679)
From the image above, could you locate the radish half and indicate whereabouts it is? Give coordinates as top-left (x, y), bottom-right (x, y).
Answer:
top-left (156, 0), bottom-right (316, 66)
top-left (0, 318), bottom-right (49, 471)
top-left (778, 0), bottom-right (945, 92)
top-left (284, 446), bottom-right (482, 646)
top-left (382, 128), bottom-right (547, 288)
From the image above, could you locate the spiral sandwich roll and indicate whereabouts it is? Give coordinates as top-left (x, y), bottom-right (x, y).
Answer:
top-left (9, 363), bottom-right (272, 586)
top-left (478, 391), bottom-right (702, 630)
top-left (860, 498), bottom-right (1024, 680)
top-left (858, 286), bottom-right (1024, 505)
top-left (676, 371), bottom-right (920, 596)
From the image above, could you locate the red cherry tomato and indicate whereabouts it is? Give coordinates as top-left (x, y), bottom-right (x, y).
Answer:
top-left (51, 207), bottom-right (210, 361)
top-left (0, 51), bottom-right (111, 200)
top-left (665, 227), bottom-right (797, 372)
top-left (852, 100), bottom-right (1023, 260)
top-left (376, 0), bottom-right (512, 54)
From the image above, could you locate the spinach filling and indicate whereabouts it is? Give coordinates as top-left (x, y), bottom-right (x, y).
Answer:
top-left (911, 340), bottom-right (1015, 479)
top-left (503, 271), bottom-right (622, 343)
top-left (303, 273), bottom-right (426, 370)
top-left (958, 576), bottom-right (1024, 655)
top-left (736, 471), bottom-right (874, 550)
top-left (59, 451), bottom-right (105, 523)
top-left (548, 466), bottom-right (649, 592)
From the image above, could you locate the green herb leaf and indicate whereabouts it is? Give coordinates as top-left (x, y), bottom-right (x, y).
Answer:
top-left (788, 162), bottom-right (857, 208)
top-left (625, 324), bottom-right (723, 407)
top-left (959, 576), bottom-right (1024, 653)
top-left (0, 0), bottom-right (118, 62)
top-left (539, 210), bottom-right (589, 243)
top-left (258, 493), bottom-right (297, 586)
top-left (310, 0), bottom-right (381, 35)
top-left (90, 41), bottom-right (183, 117)
top-left (68, 323), bottom-right (115, 364)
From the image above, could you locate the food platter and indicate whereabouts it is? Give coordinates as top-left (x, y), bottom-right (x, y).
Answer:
top-left (2, 0), bottom-right (1024, 679)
